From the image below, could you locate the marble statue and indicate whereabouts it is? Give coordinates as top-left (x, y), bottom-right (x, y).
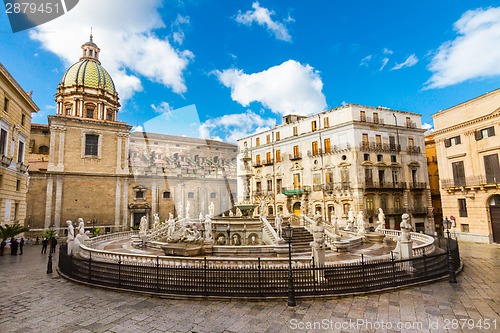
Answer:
top-left (66, 220), bottom-right (74, 255)
top-left (229, 210), bottom-right (234, 217)
top-left (199, 212), bottom-right (204, 223)
top-left (204, 215), bottom-right (213, 241)
top-left (250, 235), bottom-right (257, 245)
top-left (275, 214), bottom-right (283, 239)
top-left (73, 218), bottom-right (87, 254)
top-left (153, 213), bottom-right (160, 229)
top-left (375, 208), bottom-right (385, 232)
top-left (178, 201), bottom-right (183, 219)
top-left (331, 214), bottom-right (339, 235)
top-left (139, 216), bottom-right (148, 239)
top-left (181, 225), bottom-right (201, 242)
top-left (357, 211), bottom-right (366, 236)
top-left (236, 208), bottom-right (242, 217)
top-left (400, 213), bottom-right (412, 241)
top-left (232, 234), bottom-right (241, 246)
top-left (167, 217), bottom-right (176, 241)
top-left (313, 213), bottom-right (323, 226)
top-left (208, 201), bottom-right (215, 217)
top-left (345, 208), bottom-right (355, 231)
top-left (216, 235), bottom-right (226, 245)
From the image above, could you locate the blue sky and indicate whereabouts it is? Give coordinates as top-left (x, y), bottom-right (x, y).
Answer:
top-left (1, 1), bottom-right (500, 142)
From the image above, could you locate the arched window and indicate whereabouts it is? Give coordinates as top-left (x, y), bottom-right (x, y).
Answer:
top-left (38, 145), bottom-right (49, 154)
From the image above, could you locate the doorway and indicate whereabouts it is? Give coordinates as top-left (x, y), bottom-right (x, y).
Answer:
top-left (489, 195), bottom-right (500, 243)
top-left (133, 212), bottom-right (145, 227)
top-left (293, 202), bottom-right (301, 216)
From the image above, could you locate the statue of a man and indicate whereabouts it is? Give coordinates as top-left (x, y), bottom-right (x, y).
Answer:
top-left (375, 208), bottom-right (385, 232)
top-left (185, 201), bottom-right (190, 219)
top-left (66, 220), bottom-right (74, 255)
top-left (204, 215), bottom-right (213, 241)
top-left (357, 211), bottom-right (366, 236)
top-left (153, 213), bottom-right (160, 229)
top-left (139, 216), bottom-right (148, 238)
top-left (275, 214), bottom-right (283, 239)
top-left (400, 213), bottom-right (412, 241)
top-left (345, 207), bottom-right (355, 231)
top-left (208, 202), bottom-right (215, 217)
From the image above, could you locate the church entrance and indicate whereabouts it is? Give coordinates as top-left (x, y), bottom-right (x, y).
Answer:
top-left (293, 202), bottom-right (301, 216)
top-left (133, 213), bottom-right (145, 227)
top-left (489, 195), bottom-right (500, 243)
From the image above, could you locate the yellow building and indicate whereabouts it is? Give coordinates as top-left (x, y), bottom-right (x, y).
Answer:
top-left (432, 89), bottom-right (500, 243)
top-left (0, 63), bottom-right (39, 228)
top-left (424, 133), bottom-right (443, 236)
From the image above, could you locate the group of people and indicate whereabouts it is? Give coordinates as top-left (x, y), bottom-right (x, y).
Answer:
top-left (41, 237), bottom-right (58, 254)
top-left (0, 237), bottom-right (25, 256)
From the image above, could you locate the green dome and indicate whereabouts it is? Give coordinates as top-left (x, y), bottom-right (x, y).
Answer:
top-left (60, 59), bottom-right (116, 95)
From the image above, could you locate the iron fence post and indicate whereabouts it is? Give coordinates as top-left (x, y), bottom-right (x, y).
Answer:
top-left (361, 254), bottom-right (367, 291)
top-left (390, 251), bottom-right (396, 286)
top-left (258, 257), bottom-right (261, 297)
top-left (204, 257), bottom-right (207, 296)
top-left (156, 256), bottom-right (160, 292)
top-left (118, 255), bottom-right (121, 287)
top-left (312, 255), bottom-right (317, 295)
top-left (446, 230), bottom-right (457, 283)
top-left (422, 249), bottom-right (428, 278)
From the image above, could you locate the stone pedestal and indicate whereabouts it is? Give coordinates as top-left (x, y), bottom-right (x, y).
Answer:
top-left (311, 225), bottom-right (326, 281)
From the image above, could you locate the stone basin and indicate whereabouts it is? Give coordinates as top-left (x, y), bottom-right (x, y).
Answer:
top-left (161, 243), bottom-right (208, 257)
top-left (364, 232), bottom-right (386, 243)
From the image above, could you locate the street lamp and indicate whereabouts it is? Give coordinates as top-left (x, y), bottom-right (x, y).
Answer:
top-left (46, 223), bottom-right (55, 274)
top-left (282, 225), bottom-right (296, 306)
top-left (442, 217), bottom-right (457, 283)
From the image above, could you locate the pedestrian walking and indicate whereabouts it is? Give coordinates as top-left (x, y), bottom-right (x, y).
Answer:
top-left (19, 237), bottom-right (24, 255)
top-left (50, 237), bottom-right (57, 253)
top-left (10, 238), bottom-right (18, 255)
top-left (36, 235), bottom-right (39, 245)
top-left (0, 239), bottom-right (6, 256)
top-left (41, 237), bottom-right (48, 254)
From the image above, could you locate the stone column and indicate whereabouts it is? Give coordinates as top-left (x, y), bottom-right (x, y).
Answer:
top-left (48, 127), bottom-right (57, 169)
top-left (114, 178), bottom-right (122, 227)
top-left (44, 177), bottom-right (54, 229)
top-left (54, 175), bottom-right (63, 229)
top-left (56, 127), bottom-right (66, 171)
top-left (116, 134), bottom-right (123, 173)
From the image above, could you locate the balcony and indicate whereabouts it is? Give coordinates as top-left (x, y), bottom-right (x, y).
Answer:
top-left (1, 154), bottom-right (12, 166)
top-left (252, 161), bottom-right (262, 167)
top-left (17, 162), bottom-right (29, 173)
top-left (409, 182), bottom-right (427, 190)
top-left (364, 181), bottom-right (405, 190)
top-left (410, 207), bottom-right (428, 215)
top-left (360, 142), bottom-right (401, 153)
top-left (281, 186), bottom-right (311, 196)
top-left (263, 158), bottom-right (274, 165)
top-left (289, 153), bottom-right (302, 161)
top-left (441, 175), bottom-right (500, 189)
top-left (407, 146), bottom-right (422, 155)
top-left (307, 148), bottom-right (322, 157)
top-left (406, 121), bottom-right (417, 129)
top-left (385, 208), bottom-right (405, 215)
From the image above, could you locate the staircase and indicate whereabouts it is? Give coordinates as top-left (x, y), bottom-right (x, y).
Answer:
top-left (289, 227), bottom-right (313, 254)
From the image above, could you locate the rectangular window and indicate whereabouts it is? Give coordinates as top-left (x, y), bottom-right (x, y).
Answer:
top-left (475, 126), bottom-right (495, 140)
top-left (362, 133), bottom-right (368, 143)
top-left (275, 132), bottom-right (280, 141)
top-left (3, 97), bottom-right (8, 112)
top-left (86, 108), bottom-right (94, 118)
top-left (377, 154), bottom-right (383, 162)
top-left (256, 181), bottom-right (262, 193)
top-left (406, 117), bottom-right (411, 127)
top-left (364, 153), bottom-right (370, 161)
top-left (458, 198), bottom-right (468, 217)
top-left (135, 191), bottom-right (144, 199)
top-left (293, 173), bottom-right (301, 188)
top-left (313, 173), bottom-right (321, 190)
top-left (17, 140), bottom-right (24, 163)
top-left (392, 170), bottom-right (399, 185)
top-left (293, 126), bottom-right (298, 136)
top-left (452, 161), bottom-right (466, 186)
top-left (325, 171), bottom-right (333, 184)
top-left (255, 137), bottom-right (260, 146)
top-left (85, 134), bottom-right (99, 156)
top-left (311, 121), bottom-right (317, 131)
top-left (460, 224), bottom-right (470, 233)
top-left (293, 145), bottom-right (299, 158)
top-left (324, 117), bottom-right (329, 128)
top-left (267, 179), bottom-right (273, 191)
top-left (378, 169), bottom-right (385, 185)
top-left (276, 179), bottom-right (282, 193)
top-left (210, 192), bottom-right (217, 199)
top-left (14, 202), bottom-right (18, 220)
top-left (365, 196), bottom-right (374, 210)
top-left (312, 141), bottom-right (319, 156)
top-left (266, 151), bottom-right (272, 163)
top-left (21, 114), bottom-right (25, 126)
top-left (391, 155), bottom-right (397, 163)
top-left (375, 135), bottom-right (382, 146)
top-left (444, 135), bottom-right (461, 147)
top-left (484, 154), bottom-right (500, 184)
top-left (276, 149), bottom-right (281, 162)
top-left (0, 128), bottom-right (7, 155)
top-left (162, 191), bottom-right (171, 199)
top-left (266, 135), bottom-right (270, 144)
top-left (408, 137), bottom-right (414, 148)
top-left (255, 154), bottom-right (261, 164)
top-left (188, 192), bottom-right (195, 199)
top-left (394, 196), bottom-right (401, 209)
top-left (324, 138), bottom-right (331, 153)
top-left (16, 179), bottom-right (20, 191)
top-left (373, 112), bottom-right (379, 124)
top-left (360, 111), bottom-right (366, 122)
top-left (365, 168), bottom-right (373, 184)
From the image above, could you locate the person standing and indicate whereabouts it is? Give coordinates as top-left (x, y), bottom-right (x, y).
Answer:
top-left (50, 237), bottom-right (57, 253)
top-left (41, 237), bottom-right (48, 254)
top-left (19, 237), bottom-right (25, 255)
top-left (10, 238), bottom-right (18, 255)
top-left (0, 239), bottom-right (6, 256)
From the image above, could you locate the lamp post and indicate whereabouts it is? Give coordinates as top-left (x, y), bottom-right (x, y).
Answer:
top-left (443, 217), bottom-right (457, 283)
top-left (46, 223), bottom-right (55, 274)
top-left (283, 225), bottom-right (296, 306)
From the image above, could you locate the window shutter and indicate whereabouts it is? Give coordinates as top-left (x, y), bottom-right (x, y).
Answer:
top-left (488, 126), bottom-right (495, 137)
top-left (475, 130), bottom-right (482, 141)
top-left (456, 136), bottom-right (461, 144)
top-left (444, 138), bottom-right (451, 147)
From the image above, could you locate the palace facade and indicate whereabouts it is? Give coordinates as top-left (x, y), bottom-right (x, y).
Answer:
top-left (237, 105), bottom-right (435, 233)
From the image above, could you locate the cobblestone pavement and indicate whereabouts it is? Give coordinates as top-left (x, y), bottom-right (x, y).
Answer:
top-left (0, 242), bottom-right (498, 333)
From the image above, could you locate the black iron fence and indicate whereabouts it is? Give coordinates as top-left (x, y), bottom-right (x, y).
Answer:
top-left (58, 237), bottom-right (460, 298)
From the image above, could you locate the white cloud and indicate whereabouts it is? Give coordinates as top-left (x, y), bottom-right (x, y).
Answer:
top-left (29, 0), bottom-right (193, 102)
top-left (382, 48), bottom-right (394, 55)
top-left (171, 14), bottom-right (190, 45)
top-left (213, 60), bottom-right (326, 116)
top-left (360, 55), bottom-right (372, 66)
top-left (199, 110), bottom-right (276, 143)
top-left (151, 101), bottom-right (173, 115)
top-left (236, 2), bottom-right (292, 42)
top-left (379, 58), bottom-right (389, 71)
top-left (422, 123), bottom-right (433, 130)
top-left (131, 125), bottom-right (144, 132)
top-left (391, 54), bottom-right (419, 70)
top-left (425, 7), bottom-right (500, 89)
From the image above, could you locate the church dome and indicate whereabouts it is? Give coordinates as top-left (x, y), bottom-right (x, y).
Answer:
top-left (60, 59), bottom-right (116, 95)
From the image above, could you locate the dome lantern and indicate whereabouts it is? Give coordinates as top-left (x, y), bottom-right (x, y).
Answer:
top-left (80, 32), bottom-right (101, 64)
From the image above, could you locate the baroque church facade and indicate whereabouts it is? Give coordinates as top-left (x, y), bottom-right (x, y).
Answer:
top-left (27, 36), bottom-right (237, 234)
